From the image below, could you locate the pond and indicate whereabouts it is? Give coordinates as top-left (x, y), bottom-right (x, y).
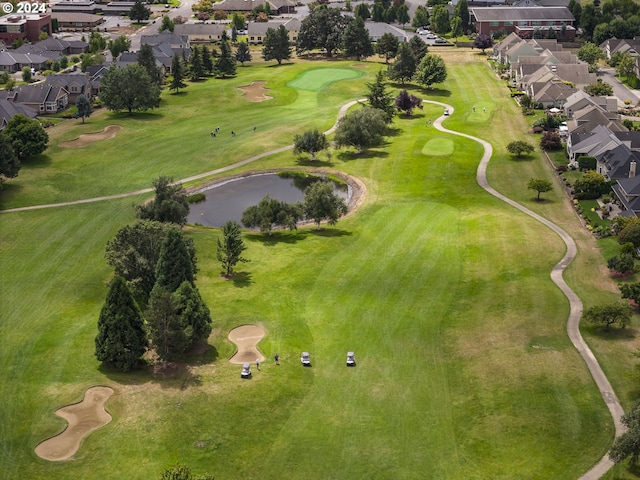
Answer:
top-left (187, 173), bottom-right (350, 228)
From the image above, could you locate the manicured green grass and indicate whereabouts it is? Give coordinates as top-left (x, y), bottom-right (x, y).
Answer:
top-left (421, 136), bottom-right (454, 155)
top-left (579, 199), bottom-right (610, 227)
top-left (0, 52), bottom-right (633, 479)
top-left (286, 67), bottom-right (363, 91)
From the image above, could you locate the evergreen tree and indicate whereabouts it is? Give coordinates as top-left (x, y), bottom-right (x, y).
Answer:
top-left (217, 221), bottom-right (249, 277)
top-left (262, 25), bottom-right (291, 64)
top-left (201, 45), bottom-right (214, 73)
top-left (189, 45), bottom-right (204, 81)
top-left (174, 281), bottom-right (212, 345)
top-left (384, 6), bottom-right (397, 23)
top-left (137, 43), bottom-right (162, 86)
top-left (450, 16), bottom-right (463, 40)
top-left (76, 94), bottom-right (92, 124)
top-left (387, 42), bottom-right (417, 85)
top-left (214, 33), bottom-right (237, 77)
top-left (129, 0), bottom-right (151, 22)
top-left (366, 69), bottom-right (395, 124)
top-left (235, 41), bottom-right (252, 65)
top-left (95, 276), bottom-right (147, 372)
top-left (155, 228), bottom-right (195, 292)
top-left (408, 35), bottom-right (428, 62)
top-left (453, 0), bottom-right (469, 32)
top-left (170, 54), bottom-right (187, 92)
top-left (372, 1), bottom-right (384, 22)
top-left (146, 285), bottom-right (188, 361)
top-left (342, 16), bottom-right (373, 60)
top-left (0, 131), bottom-right (20, 185)
top-left (397, 4), bottom-right (410, 26)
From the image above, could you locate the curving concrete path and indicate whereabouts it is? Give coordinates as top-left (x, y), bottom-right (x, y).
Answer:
top-left (428, 100), bottom-right (625, 479)
top-left (1, 96), bottom-right (626, 477)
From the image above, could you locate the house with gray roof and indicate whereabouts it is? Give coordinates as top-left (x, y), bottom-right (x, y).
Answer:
top-left (0, 51), bottom-right (49, 73)
top-left (214, 0), bottom-right (295, 14)
top-left (6, 82), bottom-right (69, 113)
top-left (612, 173), bottom-right (640, 216)
top-left (596, 143), bottom-right (640, 180)
top-left (567, 104), bottom-right (625, 135)
top-left (0, 99), bottom-right (37, 130)
top-left (563, 90), bottom-right (617, 118)
top-left (364, 22), bottom-right (409, 43)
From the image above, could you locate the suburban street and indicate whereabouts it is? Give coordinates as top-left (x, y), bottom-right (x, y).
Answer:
top-left (600, 67), bottom-right (640, 107)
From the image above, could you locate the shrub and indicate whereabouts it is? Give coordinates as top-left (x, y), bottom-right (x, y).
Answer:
top-left (540, 131), bottom-right (563, 150)
top-left (187, 193), bottom-right (206, 204)
top-left (577, 156), bottom-right (596, 171)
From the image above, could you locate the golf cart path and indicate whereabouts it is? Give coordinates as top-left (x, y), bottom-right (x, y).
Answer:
top-left (0, 96), bottom-right (623, 476)
top-left (0, 99), bottom-right (364, 214)
top-left (429, 100), bottom-right (624, 480)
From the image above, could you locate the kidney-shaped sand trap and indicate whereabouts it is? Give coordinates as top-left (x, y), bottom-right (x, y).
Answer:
top-left (35, 386), bottom-right (114, 461)
top-left (228, 324), bottom-right (266, 364)
top-left (59, 125), bottom-right (122, 148)
top-left (238, 81), bottom-right (272, 102)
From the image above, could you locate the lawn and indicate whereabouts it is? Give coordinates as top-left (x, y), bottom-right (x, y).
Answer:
top-left (0, 52), bottom-right (634, 479)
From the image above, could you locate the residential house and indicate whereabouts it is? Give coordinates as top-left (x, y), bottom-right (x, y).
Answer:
top-left (0, 99), bottom-right (38, 130)
top-left (596, 143), bottom-right (640, 180)
top-left (174, 23), bottom-right (227, 43)
top-left (566, 104), bottom-right (625, 134)
top-left (364, 22), bottom-right (409, 43)
top-left (471, 7), bottom-right (576, 40)
top-left (7, 81), bottom-right (68, 113)
top-left (247, 18), bottom-right (301, 44)
top-left (567, 124), bottom-right (624, 162)
top-left (529, 80), bottom-right (576, 108)
top-left (563, 90), bottom-right (617, 119)
top-left (0, 51), bottom-right (49, 73)
top-left (140, 32), bottom-right (191, 62)
top-left (612, 171), bottom-right (640, 216)
top-left (44, 73), bottom-right (92, 103)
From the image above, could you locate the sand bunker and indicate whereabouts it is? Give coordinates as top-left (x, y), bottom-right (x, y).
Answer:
top-left (59, 125), bottom-right (122, 148)
top-left (228, 324), bottom-right (266, 364)
top-left (35, 386), bottom-right (114, 461)
top-left (238, 81), bottom-right (272, 102)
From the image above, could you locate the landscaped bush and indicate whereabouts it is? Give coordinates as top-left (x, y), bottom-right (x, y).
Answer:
top-left (578, 156), bottom-right (597, 171)
top-left (187, 193), bottom-right (206, 203)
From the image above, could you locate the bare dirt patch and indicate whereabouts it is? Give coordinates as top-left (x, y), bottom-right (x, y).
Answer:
top-left (59, 125), bottom-right (122, 148)
top-left (35, 386), bottom-right (114, 461)
top-left (228, 324), bottom-right (266, 364)
top-left (238, 81), bottom-right (272, 102)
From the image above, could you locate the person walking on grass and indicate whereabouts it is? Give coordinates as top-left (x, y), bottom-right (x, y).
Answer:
top-left (256, 358), bottom-right (260, 370)
top-left (274, 353), bottom-right (279, 365)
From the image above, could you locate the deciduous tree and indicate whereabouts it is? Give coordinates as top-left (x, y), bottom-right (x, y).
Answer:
top-left (583, 303), bottom-right (632, 330)
top-left (620, 281), bottom-right (640, 305)
top-left (160, 14), bottom-right (175, 32)
top-left (586, 78), bottom-right (614, 96)
top-left (607, 253), bottom-right (636, 275)
top-left (473, 34), bottom-right (493, 53)
top-left (4, 114), bottom-right (48, 159)
top-left (610, 401), bottom-right (640, 464)
top-left (577, 42), bottom-right (604, 71)
top-left (303, 181), bottom-right (348, 229)
top-left (136, 176), bottom-right (190, 225)
top-left (241, 195), bottom-right (303, 234)
top-left (95, 276), bottom-right (147, 372)
top-left (507, 140), bottom-right (534, 157)
top-left (334, 107), bottom-right (387, 153)
top-left (293, 129), bottom-right (328, 160)
top-left (108, 35), bottom-right (130, 59)
top-left (453, 0), bottom-right (469, 32)
top-left (412, 5), bottom-right (429, 29)
top-left (408, 35), bottom-right (428, 62)
top-left (619, 222), bottom-right (640, 247)
top-left (415, 53), bottom-right (447, 88)
top-left (100, 64), bottom-right (161, 115)
top-left (540, 131), bottom-right (563, 150)
top-left (527, 178), bottom-right (552, 201)
top-left (105, 220), bottom-right (197, 302)
top-left (395, 89), bottom-right (422, 115)
top-left (217, 221), bottom-right (249, 277)
top-left (431, 5), bottom-right (450, 34)
top-left (375, 32), bottom-right (399, 63)
top-left (296, 5), bottom-right (349, 57)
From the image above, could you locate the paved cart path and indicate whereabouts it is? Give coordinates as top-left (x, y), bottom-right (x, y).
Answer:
top-left (0, 97), bottom-right (626, 477)
top-left (428, 100), bottom-right (624, 480)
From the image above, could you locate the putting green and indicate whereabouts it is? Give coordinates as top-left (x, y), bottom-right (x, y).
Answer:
top-left (287, 68), bottom-right (362, 92)
top-left (422, 137), bottom-right (455, 156)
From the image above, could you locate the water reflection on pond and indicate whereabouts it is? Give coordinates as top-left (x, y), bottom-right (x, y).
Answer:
top-left (187, 173), bottom-right (350, 228)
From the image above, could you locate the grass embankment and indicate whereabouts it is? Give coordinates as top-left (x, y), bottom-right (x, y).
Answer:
top-left (0, 53), bottom-right (631, 479)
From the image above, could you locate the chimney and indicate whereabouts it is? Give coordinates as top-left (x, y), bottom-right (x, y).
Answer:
top-left (630, 161), bottom-right (636, 178)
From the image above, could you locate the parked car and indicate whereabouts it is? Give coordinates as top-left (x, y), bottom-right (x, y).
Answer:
top-left (444, 108), bottom-right (450, 116)
top-left (417, 27), bottom-right (430, 34)
top-left (434, 38), bottom-right (450, 44)
top-left (301, 352), bottom-right (311, 366)
top-left (241, 363), bottom-right (251, 378)
top-left (424, 34), bottom-right (437, 39)
top-left (346, 352), bottom-right (356, 367)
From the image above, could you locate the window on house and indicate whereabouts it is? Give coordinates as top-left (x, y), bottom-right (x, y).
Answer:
top-left (504, 21), bottom-right (513, 26)
top-left (490, 21), bottom-right (500, 26)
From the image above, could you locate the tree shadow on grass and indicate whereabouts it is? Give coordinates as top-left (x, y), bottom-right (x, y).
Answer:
top-left (265, 62), bottom-right (295, 68)
top-left (106, 111), bottom-right (165, 121)
top-left (337, 149), bottom-right (389, 162)
top-left (308, 227), bottom-right (353, 238)
top-left (585, 325), bottom-right (637, 342)
top-left (529, 197), bottom-right (557, 204)
top-left (510, 154), bottom-right (536, 162)
top-left (417, 86), bottom-right (452, 97)
top-left (230, 271), bottom-right (252, 288)
top-left (295, 157), bottom-right (334, 168)
top-left (24, 153), bottom-right (52, 169)
top-left (246, 231), bottom-right (307, 246)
